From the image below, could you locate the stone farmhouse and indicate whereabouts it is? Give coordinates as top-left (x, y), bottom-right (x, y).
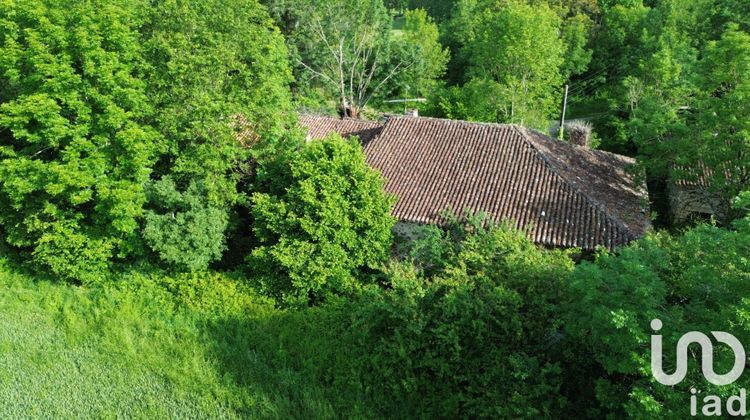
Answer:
top-left (300, 114), bottom-right (651, 251)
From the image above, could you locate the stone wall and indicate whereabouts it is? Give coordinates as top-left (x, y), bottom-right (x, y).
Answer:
top-left (669, 183), bottom-right (726, 223)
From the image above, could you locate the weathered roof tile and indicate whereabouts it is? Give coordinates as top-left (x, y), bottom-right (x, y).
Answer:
top-left (299, 114), bottom-right (383, 145)
top-left (301, 114), bottom-right (651, 250)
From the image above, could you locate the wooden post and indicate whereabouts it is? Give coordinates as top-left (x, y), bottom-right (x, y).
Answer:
top-left (558, 84), bottom-right (569, 140)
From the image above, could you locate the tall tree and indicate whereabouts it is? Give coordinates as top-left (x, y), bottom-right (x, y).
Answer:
top-left (140, 0), bottom-right (294, 270)
top-left (248, 135), bottom-right (395, 307)
top-left (277, 0), bottom-right (394, 117)
top-left (435, 1), bottom-right (567, 127)
top-left (387, 9), bottom-right (450, 99)
top-left (0, 0), bottom-right (159, 282)
top-left (265, 0), bottom-right (447, 117)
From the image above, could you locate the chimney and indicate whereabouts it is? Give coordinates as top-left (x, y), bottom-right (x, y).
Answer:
top-left (405, 108), bottom-right (418, 117)
top-left (565, 120), bottom-right (592, 147)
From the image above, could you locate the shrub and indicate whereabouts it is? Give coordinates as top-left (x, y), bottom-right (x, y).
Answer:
top-left (351, 220), bottom-right (575, 417)
top-left (142, 178), bottom-right (229, 272)
top-left (563, 215), bottom-right (750, 417)
top-left (248, 135), bottom-right (395, 307)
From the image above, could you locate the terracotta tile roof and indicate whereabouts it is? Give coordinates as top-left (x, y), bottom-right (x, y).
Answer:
top-left (674, 163), bottom-right (713, 188)
top-left (672, 139), bottom-right (746, 189)
top-left (233, 115), bottom-right (261, 147)
top-left (521, 128), bottom-right (650, 240)
top-left (299, 114), bottom-right (383, 145)
top-left (673, 162), bottom-right (742, 189)
top-left (301, 114), bottom-right (651, 250)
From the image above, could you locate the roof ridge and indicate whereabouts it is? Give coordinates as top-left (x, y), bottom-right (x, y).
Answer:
top-left (300, 113), bottom-right (383, 123)
top-left (385, 114), bottom-right (518, 130)
top-left (511, 125), bottom-right (635, 241)
top-left (386, 115), bottom-right (637, 163)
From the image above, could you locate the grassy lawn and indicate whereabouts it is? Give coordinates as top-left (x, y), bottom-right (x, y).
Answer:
top-left (0, 258), bottom-right (367, 419)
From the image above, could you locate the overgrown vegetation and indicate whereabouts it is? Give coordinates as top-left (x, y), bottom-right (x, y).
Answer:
top-left (3, 212), bottom-right (749, 417)
top-left (0, 0), bottom-right (749, 418)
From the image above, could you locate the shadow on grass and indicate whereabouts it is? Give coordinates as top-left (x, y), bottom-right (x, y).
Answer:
top-left (0, 240), bottom-right (44, 281)
top-left (201, 303), bottom-right (373, 419)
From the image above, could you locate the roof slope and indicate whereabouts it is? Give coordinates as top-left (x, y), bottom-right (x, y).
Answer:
top-left (299, 114), bottom-right (383, 145)
top-left (301, 114), bottom-right (650, 250)
top-left (521, 128), bottom-right (650, 239)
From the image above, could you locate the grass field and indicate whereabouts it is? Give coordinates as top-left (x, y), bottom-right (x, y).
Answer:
top-left (0, 257), bottom-right (368, 419)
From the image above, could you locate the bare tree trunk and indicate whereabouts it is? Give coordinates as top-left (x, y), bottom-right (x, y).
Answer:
top-left (298, 10), bottom-right (413, 119)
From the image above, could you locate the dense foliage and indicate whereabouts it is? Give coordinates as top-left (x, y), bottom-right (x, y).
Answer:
top-left (352, 220), bottom-right (575, 417)
top-left (142, 178), bottom-right (229, 272)
top-left (564, 214), bottom-right (750, 417)
top-left (248, 135), bottom-right (395, 307)
top-left (139, 0), bottom-right (294, 269)
top-left (431, 1), bottom-right (568, 127)
top-left (580, 0), bottom-right (749, 222)
top-left (1, 0), bottom-right (749, 418)
top-left (0, 0), bottom-right (294, 280)
top-left (0, 0), bottom-right (158, 283)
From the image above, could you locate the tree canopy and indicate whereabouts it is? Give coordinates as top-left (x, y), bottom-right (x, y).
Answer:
top-left (248, 135), bottom-right (395, 307)
top-left (263, 0), bottom-right (447, 116)
top-left (0, 0), bottom-right (159, 282)
top-left (0, 0), bottom-right (294, 280)
top-left (435, 1), bottom-right (568, 126)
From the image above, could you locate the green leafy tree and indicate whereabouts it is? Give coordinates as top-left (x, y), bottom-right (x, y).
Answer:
top-left (469, 1), bottom-right (566, 127)
top-left (265, 0), bottom-right (393, 117)
top-left (560, 13), bottom-right (594, 80)
top-left (563, 214), bottom-right (750, 417)
top-left (248, 135), bottom-right (395, 307)
top-left (389, 9), bottom-right (450, 99)
top-left (437, 1), bottom-right (567, 127)
top-left (0, 0), bottom-right (294, 280)
top-left (733, 191), bottom-right (750, 230)
top-left (426, 79), bottom-right (506, 122)
top-left (384, 0), bottom-right (409, 11)
top-left (0, 0), bottom-right (159, 282)
top-left (688, 26), bottom-right (750, 221)
top-left (708, 0), bottom-right (750, 37)
top-left (140, 0), bottom-right (294, 268)
top-left (595, 0), bottom-right (702, 153)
